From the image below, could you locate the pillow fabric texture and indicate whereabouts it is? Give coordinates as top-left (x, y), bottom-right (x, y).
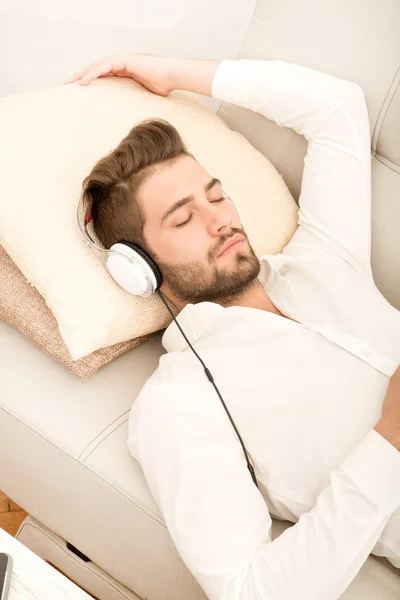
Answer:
top-left (0, 245), bottom-right (157, 377)
top-left (0, 77), bottom-right (298, 360)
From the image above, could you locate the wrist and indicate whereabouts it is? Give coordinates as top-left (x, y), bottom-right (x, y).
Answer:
top-left (374, 420), bottom-right (400, 452)
top-left (170, 58), bottom-right (221, 96)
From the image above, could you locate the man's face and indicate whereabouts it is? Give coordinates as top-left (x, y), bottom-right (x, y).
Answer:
top-left (139, 154), bottom-right (261, 308)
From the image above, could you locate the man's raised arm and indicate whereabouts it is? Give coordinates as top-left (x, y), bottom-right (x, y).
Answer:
top-left (207, 59), bottom-right (373, 278)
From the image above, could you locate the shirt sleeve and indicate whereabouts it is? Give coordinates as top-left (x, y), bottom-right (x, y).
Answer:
top-left (127, 384), bottom-right (400, 600)
top-left (211, 59), bottom-right (373, 279)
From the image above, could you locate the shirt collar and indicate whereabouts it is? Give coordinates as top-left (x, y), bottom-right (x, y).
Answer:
top-left (162, 256), bottom-right (275, 353)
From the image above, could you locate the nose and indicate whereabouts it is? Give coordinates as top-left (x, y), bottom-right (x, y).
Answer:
top-left (205, 202), bottom-right (235, 236)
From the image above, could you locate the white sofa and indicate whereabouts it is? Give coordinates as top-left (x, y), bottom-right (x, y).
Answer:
top-left (1, 0), bottom-right (400, 599)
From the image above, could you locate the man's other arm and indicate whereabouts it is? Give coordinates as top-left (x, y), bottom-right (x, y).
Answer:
top-left (127, 384), bottom-right (400, 600)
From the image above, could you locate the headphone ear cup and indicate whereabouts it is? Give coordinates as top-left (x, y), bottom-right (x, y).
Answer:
top-left (119, 241), bottom-right (163, 289)
top-left (105, 241), bottom-right (163, 297)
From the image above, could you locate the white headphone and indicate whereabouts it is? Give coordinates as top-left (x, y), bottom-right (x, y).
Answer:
top-left (76, 189), bottom-right (241, 298)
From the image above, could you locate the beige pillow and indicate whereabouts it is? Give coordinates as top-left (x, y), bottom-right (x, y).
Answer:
top-left (0, 77), bottom-right (298, 360)
top-left (0, 245), bottom-right (157, 377)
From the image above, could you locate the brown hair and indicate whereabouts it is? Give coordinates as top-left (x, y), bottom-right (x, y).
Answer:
top-left (81, 118), bottom-right (194, 255)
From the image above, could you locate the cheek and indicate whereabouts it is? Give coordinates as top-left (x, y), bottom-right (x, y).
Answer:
top-left (154, 224), bottom-right (214, 263)
top-left (170, 230), bottom-right (210, 262)
top-left (182, 229), bottom-right (213, 261)
top-left (149, 233), bottom-right (184, 263)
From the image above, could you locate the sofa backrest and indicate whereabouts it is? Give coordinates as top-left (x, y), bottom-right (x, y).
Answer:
top-left (217, 0), bottom-right (400, 310)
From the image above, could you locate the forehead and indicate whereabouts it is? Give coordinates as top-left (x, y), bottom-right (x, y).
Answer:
top-left (137, 155), bottom-right (215, 221)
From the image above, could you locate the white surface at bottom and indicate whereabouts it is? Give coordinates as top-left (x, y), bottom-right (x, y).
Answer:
top-left (0, 528), bottom-right (93, 599)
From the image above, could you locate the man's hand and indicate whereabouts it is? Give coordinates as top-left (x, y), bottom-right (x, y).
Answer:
top-left (65, 52), bottom-right (177, 95)
top-left (64, 51), bottom-right (220, 98)
top-left (374, 365), bottom-right (400, 451)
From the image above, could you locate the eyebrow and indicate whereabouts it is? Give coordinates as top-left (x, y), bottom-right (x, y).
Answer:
top-left (160, 177), bottom-right (221, 225)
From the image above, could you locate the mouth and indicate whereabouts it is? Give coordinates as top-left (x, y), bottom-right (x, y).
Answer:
top-left (217, 235), bottom-right (245, 258)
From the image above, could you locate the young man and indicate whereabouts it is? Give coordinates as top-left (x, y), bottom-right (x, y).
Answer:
top-left (67, 54), bottom-right (400, 600)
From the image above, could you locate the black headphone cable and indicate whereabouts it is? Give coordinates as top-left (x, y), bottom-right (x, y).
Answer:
top-left (157, 289), bottom-right (259, 489)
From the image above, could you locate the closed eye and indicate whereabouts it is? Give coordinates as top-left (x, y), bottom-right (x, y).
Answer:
top-left (175, 198), bottom-right (225, 228)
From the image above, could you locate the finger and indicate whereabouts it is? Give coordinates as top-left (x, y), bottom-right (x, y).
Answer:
top-left (65, 71), bottom-right (85, 84)
top-left (79, 61), bottom-right (113, 86)
top-left (64, 75), bottom-right (78, 84)
top-left (64, 60), bottom-right (103, 84)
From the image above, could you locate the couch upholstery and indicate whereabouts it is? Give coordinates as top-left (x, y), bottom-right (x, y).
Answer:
top-left (1, 0), bottom-right (399, 598)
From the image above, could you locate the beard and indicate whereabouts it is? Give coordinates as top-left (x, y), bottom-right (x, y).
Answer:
top-left (155, 235), bottom-right (261, 307)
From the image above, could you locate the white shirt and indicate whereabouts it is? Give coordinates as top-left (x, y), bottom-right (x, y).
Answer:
top-left (127, 59), bottom-right (400, 600)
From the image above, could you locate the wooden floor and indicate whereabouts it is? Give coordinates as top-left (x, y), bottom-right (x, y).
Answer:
top-left (0, 490), bottom-right (28, 536)
top-left (0, 490), bottom-right (99, 599)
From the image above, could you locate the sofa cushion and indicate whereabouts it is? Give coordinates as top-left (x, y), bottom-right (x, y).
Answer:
top-left (0, 76), bottom-right (298, 360)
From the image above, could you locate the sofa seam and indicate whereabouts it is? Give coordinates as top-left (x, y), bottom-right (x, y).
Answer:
top-left (1, 406), bottom-right (166, 529)
top-left (79, 410), bottom-right (130, 461)
top-left (18, 521), bottom-right (135, 600)
top-left (375, 74), bottom-right (400, 156)
top-left (237, 0), bottom-right (260, 60)
top-left (216, 0), bottom-right (261, 119)
top-left (374, 152), bottom-right (400, 174)
top-left (371, 66), bottom-right (400, 155)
